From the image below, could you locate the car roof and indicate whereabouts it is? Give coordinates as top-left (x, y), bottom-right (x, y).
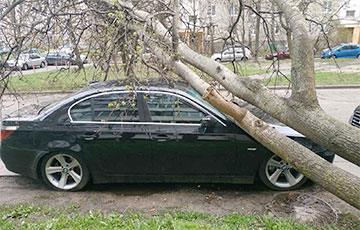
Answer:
top-left (39, 79), bottom-right (227, 121)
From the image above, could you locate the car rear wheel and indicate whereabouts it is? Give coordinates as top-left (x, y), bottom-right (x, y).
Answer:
top-left (40, 153), bottom-right (90, 191)
top-left (259, 154), bottom-right (307, 191)
top-left (241, 56), bottom-right (248, 61)
top-left (215, 58), bottom-right (221, 62)
top-left (331, 55), bottom-right (337, 59)
top-left (22, 64), bottom-right (28, 70)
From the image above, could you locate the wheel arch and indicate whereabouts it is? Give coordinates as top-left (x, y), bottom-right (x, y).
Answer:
top-left (35, 150), bottom-right (93, 183)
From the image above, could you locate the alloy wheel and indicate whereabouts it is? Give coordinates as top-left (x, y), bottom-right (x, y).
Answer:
top-left (44, 154), bottom-right (83, 190)
top-left (264, 155), bottom-right (304, 189)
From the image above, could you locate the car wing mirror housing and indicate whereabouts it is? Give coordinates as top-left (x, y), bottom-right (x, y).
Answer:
top-left (199, 116), bottom-right (216, 133)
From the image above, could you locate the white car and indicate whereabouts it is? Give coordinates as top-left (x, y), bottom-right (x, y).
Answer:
top-left (7, 54), bottom-right (46, 70)
top-left (211, 47), bottom-right (252, 62)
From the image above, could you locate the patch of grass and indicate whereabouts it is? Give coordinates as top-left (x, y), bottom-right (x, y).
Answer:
top-left (224, 62), bottom-right (269, 76)
top-left (7, 65), bottom-right (168, 92)
top-left (262, 72), bottom-right (360, 86)
top-left (0, 204), bottom-right (358, 230)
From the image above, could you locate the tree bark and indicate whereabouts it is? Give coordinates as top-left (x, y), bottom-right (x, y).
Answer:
top-left (254, 0), bottom-right (261, 61)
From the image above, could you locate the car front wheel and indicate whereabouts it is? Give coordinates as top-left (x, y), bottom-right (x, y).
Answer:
top-left (259, 154), bottom-right (307, 191)
top-left (40, 153), bottom-right (90, 191)
top-left (40, 62), bottom-right (45, 68)
top-left (22, 64), bottom-right (28, 70)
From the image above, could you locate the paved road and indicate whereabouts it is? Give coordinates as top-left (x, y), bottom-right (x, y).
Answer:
top-left (1, 88), bottom-right (359, 177)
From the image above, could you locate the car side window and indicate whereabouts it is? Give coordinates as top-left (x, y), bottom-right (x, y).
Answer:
top-left (70, 93), bottom-right (139, 122)
top-left (144, 93), bottom-right (206, 124)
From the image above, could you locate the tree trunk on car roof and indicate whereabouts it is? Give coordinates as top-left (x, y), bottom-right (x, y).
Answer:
top-left (114, 0), bottom-right (360, 209)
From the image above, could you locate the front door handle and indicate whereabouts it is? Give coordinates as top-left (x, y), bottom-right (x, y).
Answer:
top-left (81, 132), bottom-right (99, 141)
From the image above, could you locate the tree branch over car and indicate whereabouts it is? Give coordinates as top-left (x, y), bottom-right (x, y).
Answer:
top-left (0, 0), bottom-right (359, 209)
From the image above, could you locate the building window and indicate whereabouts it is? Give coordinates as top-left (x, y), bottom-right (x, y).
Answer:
top-left (346, 10), bottom-right (355, 18)
top-left (323, 1), bottom-right (332, 13)
top-left (229, 5), bottom-right (238, 17)
top-left (189, 15), bottom-right (197, 24)
top-left (207, 5), bottom-right (216, 16)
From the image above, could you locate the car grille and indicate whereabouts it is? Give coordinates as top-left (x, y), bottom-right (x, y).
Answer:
top-left (351, 109), bottom-right (360, 128)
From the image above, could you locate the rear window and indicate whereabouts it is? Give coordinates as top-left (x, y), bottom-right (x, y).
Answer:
top-left (70, 92), bottom-right (139, 122)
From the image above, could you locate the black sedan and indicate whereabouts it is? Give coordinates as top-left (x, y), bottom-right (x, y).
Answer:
top-left (45, 52), bottom-right (77, 65)
top-left (0, 81), bottom-right (334, 191)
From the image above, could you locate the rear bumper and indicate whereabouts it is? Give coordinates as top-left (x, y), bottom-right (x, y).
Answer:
top-left (0, 144), bottom-right (40, 179)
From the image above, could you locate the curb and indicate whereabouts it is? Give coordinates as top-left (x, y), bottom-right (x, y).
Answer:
top-left (268, 85), bottom-right (360, 90)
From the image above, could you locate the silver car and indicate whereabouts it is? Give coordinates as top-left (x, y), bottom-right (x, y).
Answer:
top-left (211, 47), bottom-right (252, 62)
top-left (6, 54), bottom-right (46, 70)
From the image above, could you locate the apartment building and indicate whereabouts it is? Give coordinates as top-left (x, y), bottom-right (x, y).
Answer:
top-left (179, 0), bottom-right (347, 54)
top-left (338, 0), bottom-right (360, 44)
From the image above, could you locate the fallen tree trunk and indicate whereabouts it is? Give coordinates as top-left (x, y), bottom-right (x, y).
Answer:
top-left (108, 0), bottom-right (360, 209)
top-left (114, 0), bottom-right (360, 167)
top-left (203, 88), bottom-right (360, 209)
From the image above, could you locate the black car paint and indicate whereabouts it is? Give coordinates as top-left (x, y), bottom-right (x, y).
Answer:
top-left (1, 85), bottom-right (334, 187)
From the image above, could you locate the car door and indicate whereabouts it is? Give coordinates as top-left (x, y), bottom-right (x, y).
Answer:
top-left (349, 45), bottom-right (359, 58)
top-left (222, 49), bottom-right (233, 62)
top-left (337, 45), bottom-right (349, 58)
top-left (69, 91), bottom-right (153, 175)
top-left (142, 91), bottom-right (257, 179)
top-left (30, 54), bottom-right (41, 66)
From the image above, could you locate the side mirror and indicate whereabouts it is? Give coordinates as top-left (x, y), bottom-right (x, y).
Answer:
top-left (200, 116), bottom-right (216, 128)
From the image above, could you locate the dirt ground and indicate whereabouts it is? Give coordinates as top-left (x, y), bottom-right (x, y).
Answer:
top-left (0, 176), bottom-right (359, 219)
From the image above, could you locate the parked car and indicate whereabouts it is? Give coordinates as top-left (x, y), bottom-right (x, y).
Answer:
top-left (45, 52), bottom-right (76, 65)
top-left (0, 80), bottom-right (334, 191)
top-left (46, 52), bottom-right (88, 65)
top-left (321, 44), bottom-right (360, 59)
top-left (349, 105), bottom-right (360, 128)
top-left (211, 47), bottom-right (252, 62)
top-left (265, 48), bottom-right (290, 60)
top-left (6, 54), bottom-right (46, 70)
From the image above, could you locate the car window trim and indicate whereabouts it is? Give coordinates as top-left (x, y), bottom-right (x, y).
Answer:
top-left (68, 90), bottom-right (226, 127)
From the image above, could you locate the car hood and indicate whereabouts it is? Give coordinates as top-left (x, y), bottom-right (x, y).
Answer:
top-left (269, 124), bottom-right (304, 137)
top-left (211, 53), bottom-right (221, 59)
top-left (6, 59), bottom-right (21, 64)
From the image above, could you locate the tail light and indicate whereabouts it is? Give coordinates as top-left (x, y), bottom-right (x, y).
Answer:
top-left (1, 127), bottom-right (18, 141)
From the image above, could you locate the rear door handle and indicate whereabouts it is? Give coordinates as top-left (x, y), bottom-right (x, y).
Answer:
top-left (152, 134), bottom-right (170, 142)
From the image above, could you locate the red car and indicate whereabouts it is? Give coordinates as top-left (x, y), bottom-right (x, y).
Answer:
top-left (265, 49), bottom-right (290, 60)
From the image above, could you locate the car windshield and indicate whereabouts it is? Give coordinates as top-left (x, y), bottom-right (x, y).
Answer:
top-left (331, 45), bottom-right (342, 50)
top-left (47, 52), bottom-right (57, 57)
top-left (19, 55), bottom-right (28, 60)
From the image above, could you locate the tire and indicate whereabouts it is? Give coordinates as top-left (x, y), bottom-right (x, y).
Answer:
top-left (241, 56), bottom-right (248, 61)
top-left (258, 154), bottom-right (307, 191)
top-left (357, 54), bottom-right (360, 59)
top-left (40, 62), bottom-right (45, 68)
top-left (40, 152), bottom-right (90, 191)
top-left (215, 58), bottom-right (221, 62)
top-left (331, 55), bottom-right (337, 59)
top-left (22, 64), bottom-right (28, 70)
